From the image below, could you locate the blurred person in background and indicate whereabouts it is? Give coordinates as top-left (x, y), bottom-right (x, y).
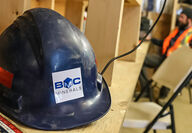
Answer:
top-left (139, 7), bottom-right (192, 98)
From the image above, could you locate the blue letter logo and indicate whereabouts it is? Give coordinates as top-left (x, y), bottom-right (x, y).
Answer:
top-left (55, 81), bottom-right (63, 89)
top-left (73, 77), bottom-right (81, 85)
top-left (64, 78), bottom-right (73, 88)
top-left (54, 77), bottom-right (81, 89)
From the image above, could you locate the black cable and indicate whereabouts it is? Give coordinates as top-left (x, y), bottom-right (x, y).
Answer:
top-left (100, 0), bottom-right (167, 75)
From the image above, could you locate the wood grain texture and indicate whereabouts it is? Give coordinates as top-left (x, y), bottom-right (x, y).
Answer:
top-left (85, 0), bottom-right (124, 85)
top-left (31, 0), bottom-right (55, 9)
top-left (65, 0), bottom-right (84, 29)
top-left (148, 12), bottom-right (171, 40)
top-left (55, 0), bottom-right (67, 16)
top-left (125, 0), bottom-right (141, 5)
top-left (0, 0), bottom-right (30, 34)
top-left (118, 4), bottom-right (141, 61)
top-left (179, 3), bottom-right (192, 9)
top-left (170, 0), bottom-right (179, 31)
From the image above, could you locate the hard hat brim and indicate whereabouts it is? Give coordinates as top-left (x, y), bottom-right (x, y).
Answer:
top-left (0, 78), bottom-right (111, 130)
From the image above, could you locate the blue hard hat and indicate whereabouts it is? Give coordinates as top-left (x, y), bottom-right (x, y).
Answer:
top-left (0, 8), bottom-right (111, 130)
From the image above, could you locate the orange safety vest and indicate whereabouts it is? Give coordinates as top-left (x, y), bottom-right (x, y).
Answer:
top-left (162, 26), bottom-right (192, 56)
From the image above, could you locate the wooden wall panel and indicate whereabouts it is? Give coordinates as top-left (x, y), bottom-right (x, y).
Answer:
top-left (148, 12), bottom-right (171, 40)
top-left (118, 4), bottom-right (141, 61)
top-left (31, 0), bottom-right (55, 9)
top-left (85, 0), bottom-right (124, 85)
top-left (0, 0), bottom-right (30, 34)
top-left (31, 0), bottom-right (40, 8)
top-left (65, 0), bottom-right (84, 29)
top-left (55, 0), bottom-right (67, 16)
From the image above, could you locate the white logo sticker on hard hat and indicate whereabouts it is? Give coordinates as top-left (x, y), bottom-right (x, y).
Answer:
top-left (52, 67), bottom-right (84, 104)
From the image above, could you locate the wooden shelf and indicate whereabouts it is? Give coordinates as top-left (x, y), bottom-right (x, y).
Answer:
top-left (118, 3), bottom-right (141, 61)
top-left (179, 3), bottom-right (192, 9)
top-left (85, 0), bottom-right (125, 85)
top-left (0, 0), bottom-right (87, 34)
top-left (0, 0), bottom-right (142, 90)
top-left (125, 0), bottom-right (142, 5)
top-left (85, 0), bottom-right (142, 85)
top-left (31, 0), bottom-right (55, 9)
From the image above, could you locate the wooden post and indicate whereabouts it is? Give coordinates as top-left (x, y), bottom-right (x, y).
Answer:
top-left (85, 0), bottom-right (124, 85)
top-left (80, 1), bottom-right (88, 32)
top-left (170, 0), bottom-right (179, 31)
top-left (118, 2), bottom-right (141, 61)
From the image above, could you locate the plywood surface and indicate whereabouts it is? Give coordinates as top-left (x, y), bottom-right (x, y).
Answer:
top-left (0, 0), bottom-right (30, 34)
top-left (85, 0), bottom-right (124, 85)
top-left (55, 0), bottom-right (67, 16)
top-left (31, 0), bottom-right (55, 9)
top-left (0, 41), bottom-right (150, 133)
top-left (125, 0), bottom-right (142, 5)
top-left (148, 12), bottom-right (171, 40)
top-left (65, 0), bottom-right (84, 29)
top-left (118, 4), bottom-right (141, 61)
top-left (170, 0), bottom-right (179, 31)
top-left (179, 3), bottom-right (192, 9)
